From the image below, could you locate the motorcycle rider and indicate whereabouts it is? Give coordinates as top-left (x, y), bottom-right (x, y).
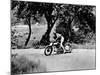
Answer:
top-left (53, 32), bottom-right (66, 53)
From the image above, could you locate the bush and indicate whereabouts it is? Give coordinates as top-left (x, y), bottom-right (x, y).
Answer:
top-left (11, 55), bottom-right (47, 74)
top-left (32, 40), bottom-right (45, 49)
top-left (11, 29), bottom-right (19, 49)
top-left (71, 34), bottom-right (96, 49)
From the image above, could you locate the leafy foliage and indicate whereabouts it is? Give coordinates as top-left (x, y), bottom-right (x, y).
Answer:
top-left (11, 29), bottom-right (19, 49)
top-left (56, 4), bottom-right (95, 44)
top-left (11, 0), bottom-right (96, 46)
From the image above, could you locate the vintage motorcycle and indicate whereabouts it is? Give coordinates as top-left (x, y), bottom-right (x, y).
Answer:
top-left (44, 41), bottom-right (72, 56)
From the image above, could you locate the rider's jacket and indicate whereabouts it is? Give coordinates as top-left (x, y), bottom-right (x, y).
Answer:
top-left (56, 36), bottom-right (62, 43)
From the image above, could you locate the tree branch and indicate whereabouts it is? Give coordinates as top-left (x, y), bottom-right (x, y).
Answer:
top-left (51, 16), bottom-right (58, 28)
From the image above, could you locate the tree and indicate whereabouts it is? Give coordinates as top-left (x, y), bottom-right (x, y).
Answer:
top-left (11, 0), bottom-right (63, 46)
top-left (56, 5), bottom-right (81, 42)
top-left (11, 0), bottom-right (95, 46)
top-left (40, 4), bottom-right (63, 45)
top-left (56, 4), bottom-right (95, 43)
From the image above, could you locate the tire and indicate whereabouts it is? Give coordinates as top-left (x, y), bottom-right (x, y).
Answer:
top-left (44, 46), bottom-right (53, 56)
top-left (65, 44), bottom-right (72, 53)
top-left (66, 47), bottom-right (72, 53)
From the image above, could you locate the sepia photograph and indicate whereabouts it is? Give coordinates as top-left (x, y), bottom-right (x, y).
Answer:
top-left (11, 0), bottom-right (96, 74)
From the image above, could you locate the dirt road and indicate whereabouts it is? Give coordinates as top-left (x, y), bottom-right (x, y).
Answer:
top-left (12, 48), bottom-right (96, 72)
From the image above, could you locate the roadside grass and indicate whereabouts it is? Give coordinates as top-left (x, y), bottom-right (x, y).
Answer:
top-left (72, 35), bottom-right (96, 49)
top-left (11, 25), bottom-right (47, 49)
top-left (72, 43), bottom-right (95, 49)
top-left (11, 54), bottom-right (47, 74)
top-left (32, 40), bottom-right (45, 49)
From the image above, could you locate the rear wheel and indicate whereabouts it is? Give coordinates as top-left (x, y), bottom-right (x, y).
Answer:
top-left (64, 44), bottom-right (72, 53)
top-left (44, 46), bottom-right (53, 56)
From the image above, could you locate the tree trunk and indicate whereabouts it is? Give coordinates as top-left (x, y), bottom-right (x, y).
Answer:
top-left (40, 23), bottom-right (53, 45)
top-left (40, 13), bottom-right (58, 45)
top-left (68, 18), bottom-right (73, 42)
top-left (24, 17), bottom-right (31, 46)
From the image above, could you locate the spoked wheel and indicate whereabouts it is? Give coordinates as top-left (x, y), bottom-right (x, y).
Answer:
top-left (44, 46), bottom-right (53, 56)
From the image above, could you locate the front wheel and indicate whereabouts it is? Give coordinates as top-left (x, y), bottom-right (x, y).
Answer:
top-left (44, 46), bottom-right (53, 56)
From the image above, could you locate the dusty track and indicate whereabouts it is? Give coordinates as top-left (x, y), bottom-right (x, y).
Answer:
top-left (12, 48), bottom-right (95, 72)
